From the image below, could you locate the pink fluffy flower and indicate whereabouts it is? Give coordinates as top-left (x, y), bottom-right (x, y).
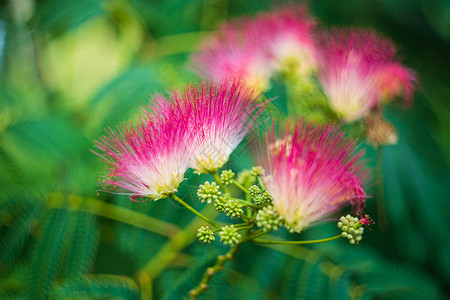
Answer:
top-left (94, 96), bottom-right (194, 201)
top-left (95, 81), bottom-right (261, 200)
top-left (253, 6), bottom-right (317, 77)
top-left (255, 119), bottom-right (366, 232)
top-left (192, 21), bottom-right (272, 91)
top-left (316, 29), bottom-right (417, 122)
top-left (191, 5), bottom-right (316, 90)
top-left (175, 81), bottom-right (262, 173)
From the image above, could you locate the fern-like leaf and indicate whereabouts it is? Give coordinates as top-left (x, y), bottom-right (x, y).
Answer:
top-left (51, 274), bottom-right (141, 299)
top-left (28, 208), bottom-right (74, 299)
top-left (63, 211), bottom-right (100, 278)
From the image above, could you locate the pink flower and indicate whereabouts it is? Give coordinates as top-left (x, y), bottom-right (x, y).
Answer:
top-left (316, 29), bottom-right (417, 122)
top-left (254, 119), bottom-right (366, 232)
top-left (175, 81), bottom-right (262, 173)
top-left (94, 95), bottom-right (194, 201)
top-left (191, 5), bottom-right (317, 90)
top-left (253, 6), bottom-right (317, 77)
top-left (191, 21), bottom-right (272, 91)
top-left (94, 81), bottom-right (261, 200)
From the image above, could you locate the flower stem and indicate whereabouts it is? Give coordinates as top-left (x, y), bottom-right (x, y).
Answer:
top-left (188, 243), bottom-right (241, 299)
top-left (172, 194), bottom-right (219, 228)
top-left (141, 205), bottom-right (216, 278)
top-left (256, 176), bottom-right (266, 191)
top-left (251, 234), bottom-right (342, 245)
top-left (231, 179), bottom-right (251, 196)
top-left (376, 145), bottom-right (388, 230)
top-left (211, 172), bottom-right (229, 194)
top-left (247, 228), bottom-right (271, 240)
top-left (231, 198), bottom-right (256, 207)
top-left (61, 195), bottom-right (179, 237)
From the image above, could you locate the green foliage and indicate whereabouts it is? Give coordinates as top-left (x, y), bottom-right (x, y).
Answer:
top-left (28, 208), bottom-right (74, 299)
top-left (63, 211), bottom-right (100, 278)
top-left (51, 274), bottom-right (141, 299)
top-left (0, 0), bottom-right (448, 299)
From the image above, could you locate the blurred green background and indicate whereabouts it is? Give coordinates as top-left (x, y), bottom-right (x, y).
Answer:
top-left (0, 0), bottom-right (449, 299)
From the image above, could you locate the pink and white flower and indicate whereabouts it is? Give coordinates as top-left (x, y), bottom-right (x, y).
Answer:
top-left (94, 95), bottom-right (194, 201)
top-left (191, 5), bottom-right (317, 90)
top-left (316, 29), bottom-right (417, 122)
top-left (95, 80), bottom-right (261, 200)
top-left (191, 21), bottom-right (272, 91)
top-left (255, 119), bottom-right (366, 232)
top-left (175, 81), bottom-right (262, 173)
top-left (253, 6), bottom-right (317, 77)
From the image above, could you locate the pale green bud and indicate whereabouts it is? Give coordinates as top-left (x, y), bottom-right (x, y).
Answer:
top-left (256, 205), bottom-right (283, 232)
top-left (197, 181), bottom-right (221, 204)
top-left (219, 225), bottom-right (241, 246)
top-left (220, 170), bottom-right (235, 185)
top-left (197, 226), bottom-right (215, 244)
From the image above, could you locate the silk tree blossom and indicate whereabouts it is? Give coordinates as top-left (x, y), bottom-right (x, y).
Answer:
top-left (94, 97), bottom-right (194, 201)
top-left (255, 119), bottom-right (366, 233)
top-left (316, 29), bottom-right (417, 122)
top-left (174, 81), bottom-right (262, 173)
top-left (191, 5), bottom-right (317, 90)
top-left (253, 6), bottom-right (317, 77)
top-left (191, 21), bottom-right (273, 91)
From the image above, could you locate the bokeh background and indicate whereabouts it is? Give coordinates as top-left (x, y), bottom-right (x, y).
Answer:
top-left (0, 0), bottom-right (449, 299)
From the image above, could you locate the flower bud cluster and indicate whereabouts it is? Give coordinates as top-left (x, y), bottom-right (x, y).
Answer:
top-left (247, 185), bottom-right (272, 205)
top-left (223, 199), bottom-right (244, 219)
top-left (214, 196), bottom-right (227, 213)
top-left (197, 181), bottom-right (221, 203)
top-left (220, 170), bottom-right (235, 185)
top-left (250, 166), bottom-right (265, 177)
top-left (197, 226), bottom-right (215, 244)
top-left (338, 215), bottom-right (364, 244)
top-left (219, 225), bottom-right (241, 246)
top-left (256, 205), bottom-right (283, 231)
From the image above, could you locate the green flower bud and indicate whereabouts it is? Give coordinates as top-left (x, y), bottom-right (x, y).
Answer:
top-left (338, 214), bottom-right (367, 245)
top-left (236, 169), bottom-right (256, 187)
top-left (214, 196), bottom-right (227, 213)
top-left (220, 170), bottom-right (235, 185)
top-left (256, 205), bottom-right (283, 232)
top-left (250, 166), bottom-right (265, 177)
top-left (248, 185), bottom-right (262, 198)
top-left (254, 191), bottom-right (273, 206)
top-left (197, 226), bottom-right (215, 244)
top-left (197, 181), bottom-right (221, 204)
top-left (219, 225), bottom-right (241, 246)
top-left (224, 199), bottom-right (244, 219)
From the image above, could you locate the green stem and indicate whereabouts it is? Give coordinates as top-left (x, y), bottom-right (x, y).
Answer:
top-left (247, 228), bottom-right (271, 240)
top-left (231, 179), bottom-right (251, 196)
top-left (376, 145), bottom-right (388, 230)
top-left (189, 243), bottom-right (241, 299)
top-left (172, 194), bottom-right (219, 229)
top-left (68, 196), bottom-right (179, 238)
top-left (141, 205), bottom-right (217, 278)
top-left (251, 234), bottom-right (342, 245)
top-left (257, 176), bottom-right (266, 191)
top-left (211, 172), bottom-right (229, 194)
top-left (231, 198), bottom-right (256, 207)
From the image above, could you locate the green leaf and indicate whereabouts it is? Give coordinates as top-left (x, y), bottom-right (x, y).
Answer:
top-left (51, 274), bottom-right (141, 299)
top-left (0, 200), bottom-right (42, 271)
top-left (28, 208), bottom-right (74, 299)
top-left (35, 0), bottom-right (104, 37)
top-left (161, 250), bottom-right (218, 300)
top-left (63, 211), bottom-right (100, 278)
top-left (89, 65), bottom-right (163, 130)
